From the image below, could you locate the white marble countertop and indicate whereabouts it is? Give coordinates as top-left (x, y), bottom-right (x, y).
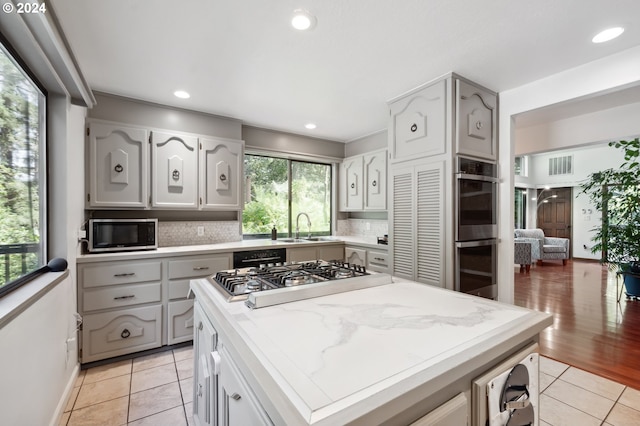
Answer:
top-left (77, 235), bottom-right (385, 263)
top-left (191, 276), bottom-right (552, 425)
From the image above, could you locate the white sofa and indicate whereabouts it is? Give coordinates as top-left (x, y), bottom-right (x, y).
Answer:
top-left (515, 228), bottom-right (570, 266)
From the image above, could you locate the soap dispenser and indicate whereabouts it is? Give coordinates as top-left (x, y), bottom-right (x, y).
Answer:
top-left (271, 225), bottom-right (277, 240)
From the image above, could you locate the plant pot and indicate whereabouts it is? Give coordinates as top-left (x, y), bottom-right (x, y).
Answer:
top-left (623, 262), bottom-right (640, 298)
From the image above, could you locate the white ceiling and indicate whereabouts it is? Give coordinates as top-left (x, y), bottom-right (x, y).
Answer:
top-left (51, 0), bottom-right (640, 142)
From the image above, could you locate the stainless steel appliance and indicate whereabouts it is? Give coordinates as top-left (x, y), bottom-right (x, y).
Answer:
top-left (208, 260), bottom-right (392, 308)
top-left (456, 239), bottom-right (497, 299)
top-left (87, 218), bottom-right (157, 253)
top-left (455, 157), bottom-right (498, 241)
top-left (232, 248), bottom-right (286, 269)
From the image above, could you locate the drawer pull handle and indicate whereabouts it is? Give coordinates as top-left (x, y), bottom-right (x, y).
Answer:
top-left (114, 295), bottom-right (135, 300)
top-left (374, 257), bottom-right (385, 261)
top-left (230, 393), bottom-right (241, 401)
top-left (193, 266), bottom-right (210, 271)
top-left (121, 329), bottom-right (131, 339)
top-left (114, 273), bottom-right (135, 277)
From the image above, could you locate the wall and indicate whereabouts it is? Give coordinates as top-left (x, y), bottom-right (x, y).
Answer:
top-left (515, 101), bottom-right (640, 155)
top-left (344, 130), bottom-right (387, 157)
top-left (499, 44), bottom-right (640, 304)
top-left (242, 125), bottom-right (344, 160)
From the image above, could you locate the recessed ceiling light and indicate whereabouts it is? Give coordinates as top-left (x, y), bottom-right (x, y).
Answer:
top-left (592, 27), bottom-right (624, 43)
top-left (174, 90), bottom-right (190, 99)
top-left (305, 123), bottom-right (317, 130)
top-left (291, 9), bottom-right (316, 31)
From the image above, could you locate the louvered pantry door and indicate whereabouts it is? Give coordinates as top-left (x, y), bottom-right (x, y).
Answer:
top-left (391, 168), bottom-right (414, 279)
top-left (415, 163), bottom-right (445, 286)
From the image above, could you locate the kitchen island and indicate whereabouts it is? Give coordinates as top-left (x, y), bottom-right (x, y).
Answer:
top-left (190, 275), bottom-right (552, 426)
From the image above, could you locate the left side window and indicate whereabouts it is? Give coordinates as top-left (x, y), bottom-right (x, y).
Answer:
top-left (0, 40), bottom-right (47, 296)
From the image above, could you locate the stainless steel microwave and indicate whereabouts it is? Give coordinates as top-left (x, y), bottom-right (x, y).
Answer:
top-left (88, 219), bottom-right (158, 253)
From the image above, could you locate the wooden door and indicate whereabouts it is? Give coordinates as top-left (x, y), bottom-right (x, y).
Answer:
top-left (537, 187), bottom-right (572, 243)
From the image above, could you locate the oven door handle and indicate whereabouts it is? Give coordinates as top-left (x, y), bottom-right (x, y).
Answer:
top-left (456, 239), bottom-right (496, 248)
top-left (455, 172), bottom-right (499, 183)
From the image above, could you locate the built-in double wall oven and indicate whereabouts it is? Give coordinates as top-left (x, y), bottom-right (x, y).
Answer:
top-left (455, 157), bottom-right (498, 299)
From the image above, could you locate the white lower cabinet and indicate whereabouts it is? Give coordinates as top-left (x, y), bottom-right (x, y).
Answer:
top-left (168, 299), bottom-right (195, 345)
top-left (194, 302), bottom-right (217, 426)
top-left (345, 247), bottom-right (366, 266)
top-left (81, 305), bottom-right (162, 363)
top-left (287, 244), bottom-right (344, 263)
top-left (345, 245), bottom-right (389, 273)
top-left (216, 345), bottom-right (273, 426)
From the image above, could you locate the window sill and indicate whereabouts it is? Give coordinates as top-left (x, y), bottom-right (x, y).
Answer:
top-left (0, 270), bottom-right (70, 330)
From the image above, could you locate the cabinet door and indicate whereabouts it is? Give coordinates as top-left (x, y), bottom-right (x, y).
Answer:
top-left (364, 150), bottom-right (387, 210)
top-left (415, 162), bottom-right (445, 286)
top-left (390, 167), bottom-right (415, 279)
top-left (287, 247), bottom-right (317, 263)
top-left (456, 79), bottom-right (497, 160)
top-left (168, 299), bottom-right (194, 345)
top-left (151, 131), bottom-right (199, 209)
top-left (200, 137), bottom-right (243, 210)
top-left (339, 156), bottom-right (364, 211)
top-left (87, 121), bottom-right (148, 208)
top-left (318, 244), bottom-right (344, 262)
top-left (193, 302), bottom-right (217, 426)
top-left (389, 79), bottom-right (447, 162)
top-left (81, 304), bottom-right (162, 363)
top-left (345, 247), bottom-right (366, 266)
top-left (218, 345), bottom-right (272, 426)
top-left (410, 393), bottom-right (468, 426)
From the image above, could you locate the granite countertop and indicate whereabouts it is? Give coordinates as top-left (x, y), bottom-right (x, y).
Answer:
top-left (77, 235), bottom-right (386, 263)
top-left (191, 276), bottom-right (552, 425)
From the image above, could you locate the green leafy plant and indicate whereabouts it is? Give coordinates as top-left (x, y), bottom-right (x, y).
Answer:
top-left (580, 138), bottom-right (640, 268)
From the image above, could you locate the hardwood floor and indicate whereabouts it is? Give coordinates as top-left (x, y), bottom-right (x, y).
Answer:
top-left (514, 259), bottom-right (640, 390)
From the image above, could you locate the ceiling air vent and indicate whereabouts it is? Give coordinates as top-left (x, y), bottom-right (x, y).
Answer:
top-left (548, 155), bottom-right (573, 176)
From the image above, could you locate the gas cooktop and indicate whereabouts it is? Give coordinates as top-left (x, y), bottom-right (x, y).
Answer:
top-left (209, 260), bottom-right (369, 302)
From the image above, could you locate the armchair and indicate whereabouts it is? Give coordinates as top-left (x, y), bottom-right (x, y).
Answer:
top-left (515, 228), bottom-right (570, 265)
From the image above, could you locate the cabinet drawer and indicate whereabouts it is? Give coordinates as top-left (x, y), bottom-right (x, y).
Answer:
top-left (368, 250), bottom-right (389, 266)
top-left (80, 261), bottom-right (162, 288)
top-left (168, 279), bottom-right (191, 300)
top-left (168, 255), bottom-right (230, 280)
top-left (81, 305), bottom-right (162, 363)
top-left (168, 299), bottom-right (194, 345)
top-left (83, 282), bottom-right (161, 312)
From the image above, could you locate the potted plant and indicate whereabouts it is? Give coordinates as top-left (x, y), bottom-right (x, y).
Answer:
top-left (581, 138), bottom-right (640, 298)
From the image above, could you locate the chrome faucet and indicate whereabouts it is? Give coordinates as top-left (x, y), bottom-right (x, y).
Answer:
top-left (295, 212), bottom-right (312, 239)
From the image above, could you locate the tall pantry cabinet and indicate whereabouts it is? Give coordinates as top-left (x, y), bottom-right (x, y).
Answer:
top-left (387, 73), bottom-right (497, 289)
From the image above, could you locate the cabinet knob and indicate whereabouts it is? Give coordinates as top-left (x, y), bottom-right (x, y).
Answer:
top-left (350, 183), bottom-right (355, 189)
top-left (198, 384), bottom-right (203, 397)
top-left (475, 121), bottom-right (483, 130)
top-left (114, 164), bottom-right (124, 173)
top-left (219, 173), bottom-right (227, 182)
top-left (172, 169), bottom-right (180, 180)
top-left (372, 180), bottom-right (377, 187)
top-left (121, 329), bottom-right (131, 339)
top-left (410, 123), bottom-right (417, 132)
top-left (198, 321), bottom-right (203, 331)
top-left (230, 393), bottom-right (241, 401)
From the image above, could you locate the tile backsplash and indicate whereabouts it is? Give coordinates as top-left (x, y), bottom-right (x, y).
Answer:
top-left (337, 219), bottom-right (388, 237)
top-left (159, 221), bottom-right (242, 247)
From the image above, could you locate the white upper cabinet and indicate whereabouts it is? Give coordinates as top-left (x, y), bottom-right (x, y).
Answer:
top-left (389, 79), bottom-right (447, 163)
top-left (339, 156), bottom-right (364, 211)
top-left (151, 131), bottom-right (199, 209)
top-left (456, 79), bottom-right (497, 160)
top-left (340, 149), bottom-right (387, 212)
top-left (87, 121), bottom-right (149, 208)
top-left (363, 149), bottom-right (387, 210)
top-left (199, 137), bottom-right (243, 210)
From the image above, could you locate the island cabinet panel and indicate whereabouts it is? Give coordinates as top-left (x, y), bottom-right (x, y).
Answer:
top-left (456, 79), bottom-right (497, 161)
top-left (151, 130), bottom-right (199, 209)
top-left (87, 121), bottom-right (149, 208)
top-left (193, 301), bottom-right (218, 426)
top-left (410, 393), bottom-right (468, 426)
top-left (216, 345), bottom-right (273, 426)
top-left (389, 79), bottom-right (447, 163)
top-left (200, 137), bottom-right (244, 210)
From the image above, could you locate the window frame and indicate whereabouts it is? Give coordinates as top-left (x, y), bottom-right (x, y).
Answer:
top-left (0, 36), bottom-right (48, 298)
top-left (242, 151), bottom-right (334, 239)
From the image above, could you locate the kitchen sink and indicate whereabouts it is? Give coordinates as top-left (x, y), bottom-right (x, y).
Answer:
top-left (305, 236), bottom-right (340, 242)
top-left (278, 238), bottom-right (309, 243)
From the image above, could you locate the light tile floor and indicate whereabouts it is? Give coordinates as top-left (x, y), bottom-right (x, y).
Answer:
top-left (59, 345), bottom-right (640, 426)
